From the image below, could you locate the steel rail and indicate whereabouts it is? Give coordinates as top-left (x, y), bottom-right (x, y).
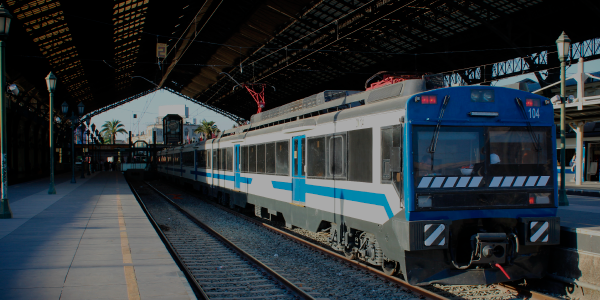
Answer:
top-left (159, 182), bottom-right (565, 300)
top-left (125, 180), bottom-right (209, 300)
top-left (498, 283), bottom-right (562, 300)
top-left (144, 182), bottom-right (315, 300)
top-left (211, 205), bottom-right (447, 300)
top-left (148, 182), bottom-right (449, 300)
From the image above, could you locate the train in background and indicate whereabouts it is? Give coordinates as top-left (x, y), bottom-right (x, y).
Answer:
top-left (157, 75), bottom-right (559, 285)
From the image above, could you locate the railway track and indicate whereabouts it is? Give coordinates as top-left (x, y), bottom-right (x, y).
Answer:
top-left (128, 180), bottom-right (313, 300)
top-left (137, 179), bottom-right (564, 300)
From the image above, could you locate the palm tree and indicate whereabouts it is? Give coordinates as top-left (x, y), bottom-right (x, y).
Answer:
top-left (100, 119), bottom-right (128, 144)
top-left (194, 119), bottom-right (219, 139)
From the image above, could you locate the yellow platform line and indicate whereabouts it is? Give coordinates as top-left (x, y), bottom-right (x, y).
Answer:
top-left (117, 191), bottom-right (140, 300)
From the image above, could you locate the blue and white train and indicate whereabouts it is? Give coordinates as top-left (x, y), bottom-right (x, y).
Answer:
top-left (157, 77), bottom-right (559, 285)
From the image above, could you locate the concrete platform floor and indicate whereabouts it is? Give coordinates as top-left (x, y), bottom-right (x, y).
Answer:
top-left (0, 171), bottom-right (195, 300)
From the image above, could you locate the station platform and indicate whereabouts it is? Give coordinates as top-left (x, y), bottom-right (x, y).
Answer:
top-left (565, 181), bottom-right (600, 197)
top-left (0, 171), bottom-right (195, 300)
top-left (550, 192), bottom-right (600, 296)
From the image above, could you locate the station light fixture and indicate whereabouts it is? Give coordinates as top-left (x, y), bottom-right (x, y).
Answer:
top-left (556, 32), bottom-right (571, 62)
top-left (77, 101), bottom-right (85, 115)
top-left (0, 4), bottom-right (13, 40)
top-left (61, 101), bottom-right (68, 114)
top-left (45, 72), bottom-right (57, 93)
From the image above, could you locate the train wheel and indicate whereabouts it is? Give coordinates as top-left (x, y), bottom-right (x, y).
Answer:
top-left (382, 260), bottom-right (398, 276)
top-left (344, 247), bottom-right (356, 260)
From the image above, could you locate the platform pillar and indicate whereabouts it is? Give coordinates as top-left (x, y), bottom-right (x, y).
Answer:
top-left (0, 40), bottom-right (12, 218)
top-left (575, 121), bottom-right (584, 185)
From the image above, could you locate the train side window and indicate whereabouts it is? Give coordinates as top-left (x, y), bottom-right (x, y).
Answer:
top-left (220, 148), bottom-right (227, 170)
top-left (381, 125), bottom-right (403, 190)
top-left (201, 150), bottom-right (207, 168)
top-left (207, 150), bottom-right (211, 169)
top-left (266, 143), bottom-right (276, 174)
top-left (348, 128), bottom-right (372, 183)
top-left (182, 152), bottom-right (194, 167)
top-left (257, 144), bottom-right (266, 173)
top-left (226, 147), bottom-right (233, 171)
top-left (307, 136), bottom-right (326, 178)
top-left (276, 140), bottom-right (289, 175)
top-left (301, 139), bottom-right (305, 176)
top-left (213, 149), bottom-right (218, 170)
top-left (241, 146), bottom-right (248, 173)
top-left (249, 145), bottom-right (257, 173)
top-left (327, 133), bottom-right (346, 179)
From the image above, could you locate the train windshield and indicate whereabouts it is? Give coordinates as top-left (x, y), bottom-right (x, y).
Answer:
top-left (413, 126), bottom-right (552, 186)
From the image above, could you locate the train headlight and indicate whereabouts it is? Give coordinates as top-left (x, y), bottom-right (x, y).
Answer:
top-left (417, 195), bottom-right (432, 208)
top-left (528, 193), bottom-right (550, 204)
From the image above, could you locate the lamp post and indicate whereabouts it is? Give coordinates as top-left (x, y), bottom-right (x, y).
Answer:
top-left (86, 130), bottom-right (91, 175)
top-left (80, 123), bottom-right (86, 179)
top-left (62, 101), bottom-right (75, 183)
top-left (95, 129), bottom-right (100, 169)
top-left (557, 32), bottom-right (571, 206)
top-left (46, 72), bottom-right (57, 194)
top-left (91, 123), bottom-right (96, 173)
top-left (0, 5), bottom-right (13, 218)
top-left (63, 101), bottom-right (85, 183)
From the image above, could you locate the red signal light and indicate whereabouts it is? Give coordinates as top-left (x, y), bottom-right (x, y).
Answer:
top-left (525, 98), bottom-right (540, 107)
top-left (422, 95), bottom-right (437, 104)
top-left (529, 195), bottom-right (535, 204)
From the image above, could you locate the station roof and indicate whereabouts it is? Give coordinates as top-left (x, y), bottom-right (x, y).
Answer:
top-left (5, 0), bottom-right (600, 122)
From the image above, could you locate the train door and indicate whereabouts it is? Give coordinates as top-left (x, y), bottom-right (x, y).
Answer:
top-left (292, 135), bottom-right (305, 205)
top-left (234, 144), bottom-right (241, 189)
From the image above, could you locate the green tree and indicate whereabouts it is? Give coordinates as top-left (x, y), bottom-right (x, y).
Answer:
top-left (100, 119), bottom-right (128, 144)
top-left (194, 119), bottom-right (219, 139)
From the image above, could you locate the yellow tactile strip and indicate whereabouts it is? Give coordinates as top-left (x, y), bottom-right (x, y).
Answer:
top-left (117, 190), bottom-right (141, 300)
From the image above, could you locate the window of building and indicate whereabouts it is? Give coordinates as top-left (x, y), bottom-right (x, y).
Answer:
top-left (348, 128), bottom-right (372, 183)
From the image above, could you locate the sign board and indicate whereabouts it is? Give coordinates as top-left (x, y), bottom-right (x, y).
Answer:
top-left (156, 43), bottom-right (167, 58)
top-left (163, 114), bottom-right (183, 145)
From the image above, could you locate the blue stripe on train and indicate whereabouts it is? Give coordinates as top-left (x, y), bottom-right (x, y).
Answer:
top-left (190, 170), bottom-right (253, 184)
top-left (272, 179), bottom-right (394, 219)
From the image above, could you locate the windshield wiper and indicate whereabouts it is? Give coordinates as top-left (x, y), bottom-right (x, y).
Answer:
top-left (515, 97), bottom-right (541, 151)
top-left (428, 95), bottom-right (450, 153)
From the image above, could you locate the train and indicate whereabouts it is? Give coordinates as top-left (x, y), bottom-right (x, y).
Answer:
top-left (157, 75), bottom-right (559, 285)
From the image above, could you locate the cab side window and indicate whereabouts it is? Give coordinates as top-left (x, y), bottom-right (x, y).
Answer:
top-left (381, 125), bottom-right (402, 193)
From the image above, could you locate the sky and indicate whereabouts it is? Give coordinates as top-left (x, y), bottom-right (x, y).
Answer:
top-left (90, 89), bottom-right (238, 139)
top-left (90, 59), bottom-right (600, 141)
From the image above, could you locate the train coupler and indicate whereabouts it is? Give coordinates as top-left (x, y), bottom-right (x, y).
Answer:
top-left (472, 233), bottom-right (507, 265)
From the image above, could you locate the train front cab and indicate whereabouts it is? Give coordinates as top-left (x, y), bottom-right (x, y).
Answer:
top-left (393, 86), bottom-right (560, 285)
